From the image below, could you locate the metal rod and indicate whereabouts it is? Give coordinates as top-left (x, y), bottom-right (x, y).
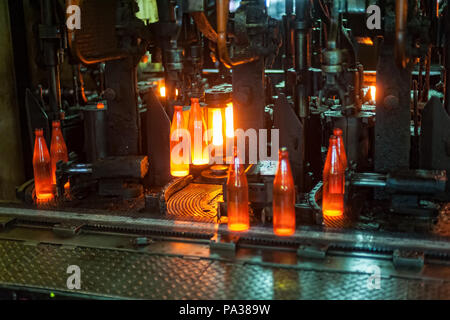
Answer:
top-left (293, 0), bottom-right (311, 192)
top-left (350, 173), bottom-right (387, 188)
top-left (2, 206), bottom-right (450, 254)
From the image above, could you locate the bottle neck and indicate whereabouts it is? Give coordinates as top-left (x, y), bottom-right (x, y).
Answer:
top-left (174, 108), bottom-right (183, 124)
top-left (278, 149), bottom-right (289, 170)
top-left (53, 127), bottom-right (62, 136)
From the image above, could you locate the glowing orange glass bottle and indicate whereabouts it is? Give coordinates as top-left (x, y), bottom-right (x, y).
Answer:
top-left (273, 148), bottom-right (296, 236)
top-left (322, 136), bottom-right (345, 217)
top-left (226, 149), bottom-right (249, 232)
top-left (333, 128), bottom-right (347, 169)
top-left (33, 129), bottom-right (54, 201)
top-left (170, 106), bottom-right (190, 177)
top-left (50, 121), bottom-right (69, 185)
top-left (188, 98), bottom-right (209, 165)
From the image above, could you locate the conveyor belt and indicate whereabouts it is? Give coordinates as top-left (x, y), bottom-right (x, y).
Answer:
top-left (166, 183), bottom-right (222, 222)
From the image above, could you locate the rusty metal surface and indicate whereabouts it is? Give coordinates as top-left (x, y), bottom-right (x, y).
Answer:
top-left (433, 204), bottom-right (450, 237)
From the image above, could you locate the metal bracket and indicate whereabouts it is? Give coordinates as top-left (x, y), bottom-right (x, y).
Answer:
top-left (393, 249), bottom-right (425, 269)
top-left (0, 216), bottom-right (16, 231)
top-left (132, 237), bottom-right (154, 247)
top-left (52, 223), bottom-right (85, 239)
top-left (297, 244), bottom-right (329, 259)
top-left (210, 234), bottom-right (239, 252)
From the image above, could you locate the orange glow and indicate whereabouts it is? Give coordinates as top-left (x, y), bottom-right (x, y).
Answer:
top-left (227, 149), bottom-right (250, 232)
top-left (225, 103), bottom-right (234, 138)
top-left (225, 103), bottom-right (235, 163)
top-left (188, 98), bottom-right (209, 165)
top-left (35, 193), bottom-right (54, 204)
top-left (212, 109), bottom-right (224, 146)
top-left (356, 37), bottom-right (374, 46)
top-left (370, 86), bottom-right (376, 102)
top-left (273, 148), bottom-right (296, 236)
top-left (160, 86), bottom-right (166, 97)
top-left (333, 128), bottom-right (348, 170)
top-left (33, 129), bottom-right (54, 202)
top-left (322, 136), bottom-right (345, 217)
top-left (51, 121), bottom-right (69, 185)
top-left (170, 106), bottom-right (190, 177)
top-left (97, 102), bottom-right (105, 110)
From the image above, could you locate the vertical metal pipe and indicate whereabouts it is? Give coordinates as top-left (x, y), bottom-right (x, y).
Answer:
top-left (283, 0), bottom-right (294, 89)
top-left (293, 0), bottom-right (310, 191)
top-left (395, 0), bottom-right (408, 68)
top-left (423, 47), bottom-right (431, 101)
top-left (446, 41), bottom-right (450, 114)
top-left (412, 80), bottom-right (419, 169)
top-left (294, 0), bottom-right (310, 118)
top-left (40, 0), bottom-right (61, 117)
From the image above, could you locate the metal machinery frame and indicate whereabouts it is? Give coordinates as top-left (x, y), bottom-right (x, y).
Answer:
top-left (2, 0), bottom-right (450, 300)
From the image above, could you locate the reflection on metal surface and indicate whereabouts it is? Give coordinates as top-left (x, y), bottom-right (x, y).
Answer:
top-left (2, 206), bottom-right (450, 254)
top-left (166, 184), bottom-right (223, 222)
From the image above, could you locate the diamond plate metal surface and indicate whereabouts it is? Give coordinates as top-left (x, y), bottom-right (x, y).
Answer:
top-left (1, 239), bottom-right (450, 299)
top-left (0, 240), bottom-right (211, 299)
top-left (192, 261), bottom-right (450, 300)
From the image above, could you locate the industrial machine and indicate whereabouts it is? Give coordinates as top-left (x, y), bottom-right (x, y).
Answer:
top-left (1, 0), bottom-right (450, 300)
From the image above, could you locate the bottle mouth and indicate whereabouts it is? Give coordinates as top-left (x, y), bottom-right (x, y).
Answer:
top-left (279, 147), bottom-right (289, 157)
top-left (52, 120), bottom-right (61, 128)
top-left (35, 128), bottom-right (44, 136)
top-left (333, 128), bottom-right (343, 136)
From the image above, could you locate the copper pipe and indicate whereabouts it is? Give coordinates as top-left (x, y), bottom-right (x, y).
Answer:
top-left (191, 12), bottom-right (217, 42)
top-left (395, 0), bottom-right (408, 68)
top-left (216, 0), bottom-right (257, 68)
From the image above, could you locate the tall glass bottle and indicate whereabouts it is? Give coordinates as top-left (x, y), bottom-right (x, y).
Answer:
top-left (273, 148), bottom-right (296, 236)
top-left (322, 136), bottom-right (345, 217)
top-left (333, 128), bottom-right (347, 169)
top-left (170, 106), bottom-right (190, 177)
top-left (33, 129), bottom-right (54, 201)
top-left (50, 121), bottom-right (69, 185)
top-left (227, 149), bottom-right (249, 232)
top-left (188, 98), bottom-right (209, 165)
